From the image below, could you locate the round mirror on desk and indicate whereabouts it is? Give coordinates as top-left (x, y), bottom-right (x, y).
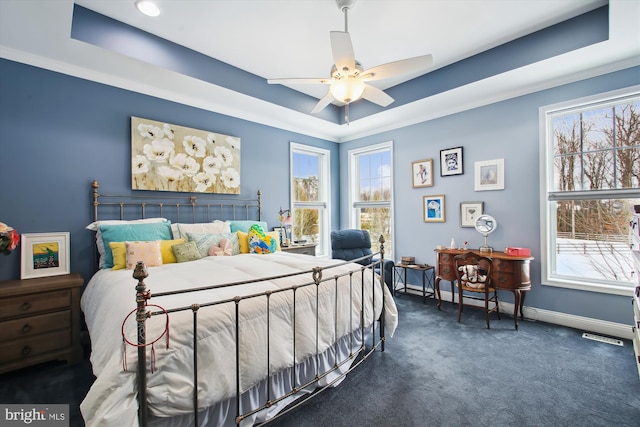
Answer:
top-left (474, 214), bottom-right (497, 253)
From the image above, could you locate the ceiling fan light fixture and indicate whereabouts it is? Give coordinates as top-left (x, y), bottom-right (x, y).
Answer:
top-left (330, 77), bottom-right (365, 104)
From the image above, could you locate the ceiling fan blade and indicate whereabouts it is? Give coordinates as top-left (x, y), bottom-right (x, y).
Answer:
top-left (330, 31), bottom-right (356, 76)
top-left (361, 84), bottom-right (394, 107)
top-left (361, 54), bottom-right (433, 81)
top-left (311, 91), bottom-right (335, 114)
top-left (267, 78), bottom-right (332, 85)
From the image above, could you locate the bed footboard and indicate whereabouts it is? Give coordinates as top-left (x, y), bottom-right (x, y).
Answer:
top-left (126, 239), bottom-right (390, 427)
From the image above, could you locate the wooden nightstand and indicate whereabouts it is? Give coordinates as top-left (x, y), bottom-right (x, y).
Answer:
top-left (0, 273), bottom-right (84, 374)
top-left (281, 243), bottom-right (317, 256)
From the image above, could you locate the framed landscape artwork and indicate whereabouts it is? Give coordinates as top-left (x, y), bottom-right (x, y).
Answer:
top-left (412, 159), bottom-right (434, 187)
top-left (131, 116), bottom-right (241, 194)
top-left (21, 232), bottom-right (70, 279)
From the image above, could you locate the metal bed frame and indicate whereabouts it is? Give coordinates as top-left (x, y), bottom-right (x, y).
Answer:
top-left (89, 181), bottom-right (388, 426)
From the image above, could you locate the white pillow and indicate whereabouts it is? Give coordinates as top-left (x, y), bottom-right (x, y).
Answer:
top-left (172, 221), bottom-right (231, 239)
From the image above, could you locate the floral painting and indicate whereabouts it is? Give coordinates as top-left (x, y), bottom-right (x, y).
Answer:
top-left (131, 116), bottom-right (241, 194)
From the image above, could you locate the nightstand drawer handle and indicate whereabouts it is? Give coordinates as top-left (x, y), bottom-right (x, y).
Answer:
top-left (21, 301), bottom-right (32, 311)
top-left (21, 346), bottom-right (32, 356)
top-left (22, 323), bottom-right (32, 333)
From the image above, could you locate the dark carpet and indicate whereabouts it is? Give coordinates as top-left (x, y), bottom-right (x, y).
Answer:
top-left (1, 294), bottom-right (639, 426)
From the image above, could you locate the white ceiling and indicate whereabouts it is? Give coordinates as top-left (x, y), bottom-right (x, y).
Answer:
top-left (1, 0), bottom-right (639, 142)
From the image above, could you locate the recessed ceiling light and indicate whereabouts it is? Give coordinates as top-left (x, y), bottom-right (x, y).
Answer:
top-left (135, 0), bottom-right (160, 17)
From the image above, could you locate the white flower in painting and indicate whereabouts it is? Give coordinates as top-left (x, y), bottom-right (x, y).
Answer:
top-left (215, 146), bottom-right (233, 167)
top-left (157, 165), bottom-right (183, 182)
top-left (193, 172), bottom-right (216, 192)
top-left (163, 123), bottom-right (175, 140)
top-left (143, 138), bottom-right (175, 162)
top-left (225, 136), bottom-right (240, 150)
top-left (221, 168), bottom-right (240, 188)
top-left (202, 155), bottom-right (222, 175)
top-left (138, 123), bottom-right (163, 139)
top-left (170, 153), bottom-right (200, 176)
top-left (183, 136), bottom-right (206, 158)
top-left (207, 133), bottom-right (216, 145)
top-left (132, 155), bottom-right (149, 174)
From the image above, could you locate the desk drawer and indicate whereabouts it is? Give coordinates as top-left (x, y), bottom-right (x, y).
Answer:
top-left (0, 311), bottom-right (71, 341)
top-left (0, 290), bottom-right (70, 320)
top-left (1, 329), bottom-right (71, 365)
top-left (493, 258), bottom-right (515, 273)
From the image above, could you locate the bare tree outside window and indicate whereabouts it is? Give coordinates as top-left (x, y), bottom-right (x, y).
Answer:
top-left (551, 100), bottom-right (640, 284)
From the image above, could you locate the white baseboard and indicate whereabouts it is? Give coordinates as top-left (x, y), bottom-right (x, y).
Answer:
top-left (399, 284), bottom-right (633, 340)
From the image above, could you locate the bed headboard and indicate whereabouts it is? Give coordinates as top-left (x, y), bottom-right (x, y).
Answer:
top-left (91, 180), bottom-right (261, 223)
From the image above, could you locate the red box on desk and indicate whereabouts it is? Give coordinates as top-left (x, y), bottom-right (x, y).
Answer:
top-left (506, 247), bottom-right (531, 256)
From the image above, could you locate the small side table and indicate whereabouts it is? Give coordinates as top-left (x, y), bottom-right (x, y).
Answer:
top-left (393, 264), bottom-right (435, 303)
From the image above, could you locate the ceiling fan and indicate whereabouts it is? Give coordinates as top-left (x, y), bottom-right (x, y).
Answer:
top-left (267, 0), bottom-right (433, 121)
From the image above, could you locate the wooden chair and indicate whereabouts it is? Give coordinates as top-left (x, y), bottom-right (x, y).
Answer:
top-left (454, 252), bottom-right (500, 329)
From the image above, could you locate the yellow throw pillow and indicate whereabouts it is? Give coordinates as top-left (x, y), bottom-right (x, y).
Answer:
top-left (109, 241), bottom-right (127, 270)
top-left (237, 231), bottom-right (249, 254)
top-left (159, 239), bottom-right (185, 264)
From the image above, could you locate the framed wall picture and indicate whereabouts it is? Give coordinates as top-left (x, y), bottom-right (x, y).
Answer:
top-left (131, 116), bottom-right (241, 194)
top-left (412, 158), bottom-right (434, 187)
top-left (460, 201), bottom-right (484, 227)
top-left (20, 232), bottom-right (70, 279)
top-left (423, 194), bottom-right (446, 222)
top-left (475, 158), bottom-right (505, 191)
top-left (440, 147), bottom-right (463, 176)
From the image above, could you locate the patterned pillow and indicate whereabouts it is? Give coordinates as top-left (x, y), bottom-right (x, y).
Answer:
top-left (124, 241), bottom-right (163, 270)
top-left (185, 232), bottom-right (240, 257)
top-left (209, 238), bottom-right (233, 256)
top-left (171, 241), bottom-right (202, 263)
top-left (248, 224), bottom-right (277, 254)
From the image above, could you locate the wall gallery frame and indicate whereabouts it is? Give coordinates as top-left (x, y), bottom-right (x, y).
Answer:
top-left (475, 158), bottom-right (505, 191)
top-left (412, 158), bottom-right (434, 187)
top-left (20, 232), bottom-right (70, 279)
top-left (460, 201), bottom-right (484, 227)
top-left (440, 147), bottom-right (463, 176)
top-left (423, 194), bottom-right (446, 222)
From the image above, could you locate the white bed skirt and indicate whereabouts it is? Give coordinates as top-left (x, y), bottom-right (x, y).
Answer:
top-left (149, 325), bottom-right (374, 427)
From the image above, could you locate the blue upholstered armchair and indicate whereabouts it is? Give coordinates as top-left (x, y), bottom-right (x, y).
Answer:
top-left (330, 229), bottom-right (394, 291)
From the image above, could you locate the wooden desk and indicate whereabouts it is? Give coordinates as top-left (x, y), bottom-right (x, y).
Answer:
top-left (434, 249), bottom-right (533, 330)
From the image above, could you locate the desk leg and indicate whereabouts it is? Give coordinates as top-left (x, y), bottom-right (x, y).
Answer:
top-left (512, 290), bottom-right (522, 331)
top-left (435, 277), bottom-right (442, 310)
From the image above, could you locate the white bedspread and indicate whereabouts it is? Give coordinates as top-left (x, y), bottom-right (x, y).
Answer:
top-left (80, 252), bottom-right (398, 426)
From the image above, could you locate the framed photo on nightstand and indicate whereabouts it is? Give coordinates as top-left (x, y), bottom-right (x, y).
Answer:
top-left (20, 232), bottom-right (70, 279)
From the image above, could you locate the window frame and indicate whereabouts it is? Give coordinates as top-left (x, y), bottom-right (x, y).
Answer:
top-left (348, 141), bottom-right (395, 258)
top-left (289, 142), bottom-right (331, 257)
top-left (538, 85), bottom-right (640, 296)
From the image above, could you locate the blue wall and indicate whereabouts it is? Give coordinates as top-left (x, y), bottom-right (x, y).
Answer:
top-left (340, 66), bottom-right (640, 325)
top-left (1, 57), bottom-right (638, 326)
top-left (0, 58), bottom-right (339, 284)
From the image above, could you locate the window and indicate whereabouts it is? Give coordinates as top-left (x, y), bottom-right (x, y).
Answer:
top-left (290, 143), bottom-right (330, 257)
top-left (348, 141), bottom-right (394, 259)
top-left (540, 86), bottom-right (640, 295)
